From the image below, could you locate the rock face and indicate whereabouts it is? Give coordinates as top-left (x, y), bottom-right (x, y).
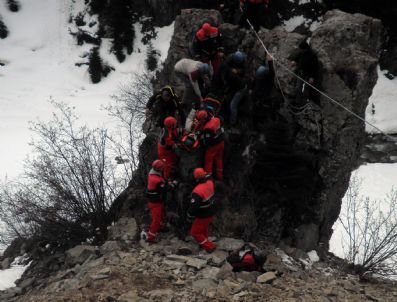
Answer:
top-left (121, 9), bottom-right (382, 251)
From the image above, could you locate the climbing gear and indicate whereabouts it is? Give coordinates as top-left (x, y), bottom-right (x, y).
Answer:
top-left (255, 65), bottom-right (269, 78)
top-left (164, 116), bottom-right (177, 128)
top-left (194, 168), bottom-right (207, 180)
top-left (152, 159), bottom-right (165, 172)
top-left (196, 110), bottom-right (209, 121)
top-left (198, 63), bottom-right (210, 74)
top-left (180, 133), bottom-right (200, 151)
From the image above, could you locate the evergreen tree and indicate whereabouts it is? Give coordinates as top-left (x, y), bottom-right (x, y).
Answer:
top-left (145, 42), bottom-right (159, 71)
top-left (7, 0), bottom-right (20, 12)
top-left (88, 47), bottom-right (103, 84)
top-left (0, 18), bottom-right (8, 39)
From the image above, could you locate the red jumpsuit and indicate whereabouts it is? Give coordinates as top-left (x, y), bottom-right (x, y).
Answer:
top-left (194, 26), bottom-right (223, 75)
top-left (157, 127), bottom-right (183, 179)
top-left (146, 169), bottom-right (167, 242)
top-left (201, 117), bottom-right (224, 181)
top-left (188, 177), bottom-right (216, 252)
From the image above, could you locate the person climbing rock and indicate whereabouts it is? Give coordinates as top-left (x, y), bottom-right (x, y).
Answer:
top-left (188, 168), bottom-right (216, 253)
top-left (289, 40), bottom-right (320, 106)
top-left (157, 116), bottom-right (185, 179)
top-left (239, 0), bottom-right (270, 32)
top-left (174, 58), bottom-right (212, 111)
top-left (226, 243), bottom-right (266, 272)
top-left (146, 85), bottom-right (186, 127)
top-left (219, 51), bottom-right (247, 125)
top-left (146, 159), bottom-right (176, 243)
top-left (250, 54), bottom-right (278, 126)
top-left (191, 22), bottom-right (224, 75)
top-left (196, 110), bottom-right (224, 181)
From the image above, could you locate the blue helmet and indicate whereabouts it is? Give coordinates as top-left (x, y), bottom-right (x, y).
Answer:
top-left (255, 65), bottom-right (269, 78)
top-left (232, 51), bottom-right (246, 64)
top-left (198, 63), bottom-right (210, 74)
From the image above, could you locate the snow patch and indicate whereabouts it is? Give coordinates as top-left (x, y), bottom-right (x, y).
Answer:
top-left (307, 250), bottom-right (319, 262)
top-left (0, 256), bottom-right (31, 290)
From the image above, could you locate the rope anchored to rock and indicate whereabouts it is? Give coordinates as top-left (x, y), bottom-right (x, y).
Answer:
top-left (243, 16), bottom-right (397, 143)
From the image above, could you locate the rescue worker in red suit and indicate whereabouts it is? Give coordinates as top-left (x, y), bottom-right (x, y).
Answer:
top-left (226, 243), bottom-right (266, 272)
top-left (192, 23), bottom-right (224, 75)
top-left (157, 116), bottom-right (185, 179)
top-left (188, 168), bottom-right (216, 252)
top-left (239, 0), bottom-right (270, 32)
top-left (146, 159), bottom-right (174, 243)
top-left (196, 110), bottom-right (224, 181)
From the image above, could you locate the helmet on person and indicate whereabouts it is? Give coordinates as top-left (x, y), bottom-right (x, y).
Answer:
top-left (152, 159), bottom-right (164, 172)
top-left (202, 23), bottom-right (212, 35)
top-left (195, 110), bottom-right (208, 121)
top-left (198, 63), bottom-right (210, 74)
top-left (255, 65), bottom-right (269, 78)
top-left (232, 51), bottom-right (246, 64)
top-left (164, 116), bottom-right (177, 128)
top-left (193, 168), bottom-right (207, 180)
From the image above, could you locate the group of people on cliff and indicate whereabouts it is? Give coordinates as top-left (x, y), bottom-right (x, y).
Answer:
top-left (142, 1), bottom-right (319, 269)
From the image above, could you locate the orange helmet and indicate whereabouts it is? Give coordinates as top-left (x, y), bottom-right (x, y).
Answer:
top-left (164, 116), bottom-right (177, 128)
top-left (193, 168), bottom-right (207, 180)
top-left (202, 23), bottom-right (212, 35)
top-left (195, 110), bottom-right (208, 121)
top-left (152, 159), bottom-right (164, 172)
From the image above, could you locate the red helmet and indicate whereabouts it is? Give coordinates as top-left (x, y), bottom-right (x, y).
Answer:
top-left (195, 110), bottom-right (208, 121)
top-left (152, 159), bottom-right (164, 172)
top-left (202, 23), bottom-right (212, 35)
top-left (164, 116), bottom-right (177, 128)
top-left (193, 168), bottom-right (206, 180)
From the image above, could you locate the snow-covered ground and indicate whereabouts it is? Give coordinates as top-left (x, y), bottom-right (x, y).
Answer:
top-left (0, 257), bottom-right (31, 291)
top-left (366, 68), bottom-right (397, 134)
top-left (0, 0), bottom-right (174, 179)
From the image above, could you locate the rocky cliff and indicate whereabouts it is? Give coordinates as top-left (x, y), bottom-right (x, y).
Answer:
top-left (115, 9), bottom-right (382, 252)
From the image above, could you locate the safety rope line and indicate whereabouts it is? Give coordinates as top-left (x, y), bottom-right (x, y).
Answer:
top-left (243, 16), bottom-right (397, 142)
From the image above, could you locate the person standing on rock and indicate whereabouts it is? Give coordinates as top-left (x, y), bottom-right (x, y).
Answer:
top-left (157, 116), bottom-right (185, 179)
top-left (195, 110), bottom-right (224, 181)
top-left (191, 22), bottom-right (224, 76)
top-left (174, 58), bottom-right (212, 112)
top-left (146, 159), bottom-right (176, 243)
top-left (188, 168), bottom-right (216, 253)
top-left (219, 51), bottom-right (247, 125)
top-left (146, 85), bottom-right (186, 127)
top-left (239, 0), bottom-right (270, 32)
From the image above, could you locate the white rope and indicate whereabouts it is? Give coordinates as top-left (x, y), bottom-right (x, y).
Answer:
top-left (243, 16), bottom-right (397, 142)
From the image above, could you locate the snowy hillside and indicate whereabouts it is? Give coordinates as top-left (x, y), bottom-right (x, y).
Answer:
top-left (0, 0), bottom-right (173, 179)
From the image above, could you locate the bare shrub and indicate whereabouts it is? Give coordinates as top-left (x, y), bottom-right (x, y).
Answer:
top-left (0, 102), bottom-right (124, 247)
top-left (338, 174), bottom-right (397, 277)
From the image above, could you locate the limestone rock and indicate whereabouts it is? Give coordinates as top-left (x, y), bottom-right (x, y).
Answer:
top-left (192, 278), bottom-right (218, 292)
top-left (217, 238), bottom-right (245, 252)
top-left (186, 257), bottom-right (208, 270)
top-left (257, 271), bottom-right (277, 284)
top-left (1, 257), bottom-right (12, 270)
top-left (65, 245), bottom-right (97, 267)
top-left (100, 240), bottom-right (122, 255)
top-left (216, 262), bottom-right (235, 280)
top-left (108, 217), bottom-right (138, 242)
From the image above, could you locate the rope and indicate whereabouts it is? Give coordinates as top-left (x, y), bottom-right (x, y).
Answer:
top-left (242, 15), bottom-right (397, 142)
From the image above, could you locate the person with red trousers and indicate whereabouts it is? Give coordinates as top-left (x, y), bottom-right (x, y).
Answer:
top-left (196, 110), bottom-right (224, 181)
top-left (157, 116), bottom-right (185, 179)
top-left (192, 23), bottom-right (224, 75)
top-left (188, 168), bottom-right (216, 252)
top-left (146, 159), bottom-right (170, 243)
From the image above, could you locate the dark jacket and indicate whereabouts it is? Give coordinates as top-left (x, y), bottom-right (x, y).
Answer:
top-left (220, 54), bottom-right (246, 91)
top-left (251, 59), bottom-right (275, 100)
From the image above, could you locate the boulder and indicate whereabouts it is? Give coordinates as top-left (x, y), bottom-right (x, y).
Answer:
top-left (100, 240), bottom-right (122, 255)
top-left (216, 238), bottom-right (245, 252)
top-left (65, 245), bottom-right (97, 267)
top-left (108, 217), bottom-right (138, 242)
top-left (257, 271), bottom-right (277, 284)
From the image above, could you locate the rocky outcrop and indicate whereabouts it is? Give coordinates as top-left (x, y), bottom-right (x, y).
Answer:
top-left (121, 8), bottom-right (382, 252)
top-left (4, 233), bottom-right (397, 302)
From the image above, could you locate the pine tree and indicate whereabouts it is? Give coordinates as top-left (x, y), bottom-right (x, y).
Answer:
top-left (7, 0), bottom-right (20, 12)
top-left (0, 18), bottom-right (8, 39)
top-left (145, 42), bottom-right (159, 71)
top-left (88, 47), bottom-right (103, 84)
